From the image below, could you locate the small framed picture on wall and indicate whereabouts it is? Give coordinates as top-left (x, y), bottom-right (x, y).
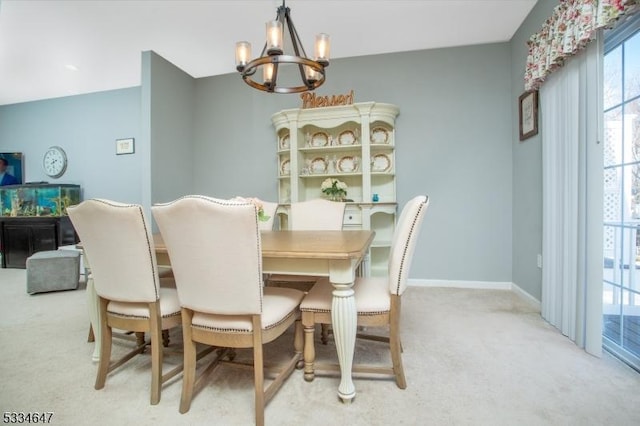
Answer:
top-left (519, 90), bottom-right (538, 141)
top-left (116, 138), bottom-right (135, 155)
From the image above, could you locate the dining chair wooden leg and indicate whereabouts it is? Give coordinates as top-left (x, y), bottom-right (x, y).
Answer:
top-left (389, 298), bottom-right (406, 389)
top-left (87, 324), bottom-right (95, 342)
top-left (320, 324), bottom-right (329, 345)
top-left (294, 319), bottom-right (303, 369)
top-left (252, 316), bottom-right (265, 426)
top-left (301, 311), bottom-right (316, 382)
top-left (179, 309), bottom-right (196, 414)
top-left (149, 302), bottom-right (162, 405)
top-left (135, 332), bottom-right (145, 347)
top-left (95, 297), bottom-right (111, 390)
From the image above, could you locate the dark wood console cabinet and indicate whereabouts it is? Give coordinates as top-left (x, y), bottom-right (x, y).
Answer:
top-left (0, 216), bottom-right (78, 268)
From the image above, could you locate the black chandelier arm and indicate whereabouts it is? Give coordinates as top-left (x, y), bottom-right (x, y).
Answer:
top-left (283, 6), bottom-right (313, 88)
top-left (284, 8), bottom-right (308, 59)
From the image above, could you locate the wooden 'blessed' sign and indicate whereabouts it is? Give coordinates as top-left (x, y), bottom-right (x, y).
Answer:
top-left (300, 90), bottom-right (354, 109)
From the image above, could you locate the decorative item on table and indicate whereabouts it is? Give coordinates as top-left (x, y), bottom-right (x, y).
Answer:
top-left (321, 178), bottom-right (347, 202)
top-left (231, 196), bottom-right (270, 222)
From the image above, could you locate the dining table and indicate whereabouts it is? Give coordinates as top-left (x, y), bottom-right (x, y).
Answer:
top-left (83, 229), bottom-right (375, 403)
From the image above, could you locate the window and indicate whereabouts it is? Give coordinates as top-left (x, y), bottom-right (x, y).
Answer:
top-left (603, 15), bottom-right (640, 371)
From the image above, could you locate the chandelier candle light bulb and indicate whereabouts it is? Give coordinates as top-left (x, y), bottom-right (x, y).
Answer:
top-left (315, 34), bottom-right (330, 64)
top-left (235, 42), bottom-right (251, 69)
top-left (305, 66), bottom-right (321, 83)
top-left (266, 20), bottom-right (283, 54)
top-left (263, 63), bottom-right (275, 84)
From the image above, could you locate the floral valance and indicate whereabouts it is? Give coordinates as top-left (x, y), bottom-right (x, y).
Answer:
top-left (525, 0), bottom-right (639, 91)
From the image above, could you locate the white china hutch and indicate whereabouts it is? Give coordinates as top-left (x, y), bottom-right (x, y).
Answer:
top-left (271, 101), bottom-right (399, 276)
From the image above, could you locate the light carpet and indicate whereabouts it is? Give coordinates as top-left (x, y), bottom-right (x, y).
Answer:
top-left (0, 268), bottom-right (639, 426)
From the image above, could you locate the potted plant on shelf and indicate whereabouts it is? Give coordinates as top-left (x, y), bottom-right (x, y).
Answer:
top-left (321, 178), bottom-right (347, 202)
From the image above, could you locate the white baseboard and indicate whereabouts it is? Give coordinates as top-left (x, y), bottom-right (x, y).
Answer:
top-left (408, 279), bottom-right (541, 311)
top-left (510, 282), bottom-right (541, 311)
top-left (408, 278), bottom-right (512, 290)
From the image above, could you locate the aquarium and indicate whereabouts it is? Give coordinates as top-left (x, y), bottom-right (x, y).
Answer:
top-left (0, 184), bottom-right (81, 217)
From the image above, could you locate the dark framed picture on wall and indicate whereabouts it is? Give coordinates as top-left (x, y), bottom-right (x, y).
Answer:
top-left (519, 90), bottom-right (538, 141)
top-left (0, 152), bottom-right (24, 185)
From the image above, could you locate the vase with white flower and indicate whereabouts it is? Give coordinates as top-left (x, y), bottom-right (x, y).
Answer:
top-left (321, 178), bottom-right (347, 202)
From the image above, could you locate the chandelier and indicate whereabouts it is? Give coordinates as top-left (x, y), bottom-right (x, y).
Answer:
top-left (235, 0), bottom-right (330, 94)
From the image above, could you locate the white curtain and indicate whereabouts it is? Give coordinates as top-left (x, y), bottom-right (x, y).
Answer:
top-left (541, 38), bottom-right (604, 356)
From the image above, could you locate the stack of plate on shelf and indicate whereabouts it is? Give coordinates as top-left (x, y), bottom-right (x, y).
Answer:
top-left (370, 127), bottom-right (389, 144)
top-left (337, 156), bottom-right (358, 173)
top-left (371, 153), bottom-right (391, 172)
top-left (309, 132), bottom-right (329, 147)
top-left (280, 134), bottom-right (290, 150)
top-left (337, 130), bottom-right (357, 145)
top-left (280, 159), bottom-right (290, 176)
top-left (310, 157), bottom-right (327, 174)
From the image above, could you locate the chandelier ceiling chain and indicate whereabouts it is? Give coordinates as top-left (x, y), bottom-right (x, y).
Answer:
top-left (235, 0), bottom-right (330, 94)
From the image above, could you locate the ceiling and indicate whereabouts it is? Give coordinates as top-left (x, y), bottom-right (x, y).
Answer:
top-left (0, 0), bottom-right (538, 106)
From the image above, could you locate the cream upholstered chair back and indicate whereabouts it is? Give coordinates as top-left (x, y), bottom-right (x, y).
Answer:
top-left (290, 199), bottom-right (345, 230)
top-left (388, 195), bottom-right (429, 297)
top-left (67, 199), bottom-right (160, 303)
top-left (152, 196), bottom-right (263, 315)
top-left (259, 200), bottom-right (278, 231)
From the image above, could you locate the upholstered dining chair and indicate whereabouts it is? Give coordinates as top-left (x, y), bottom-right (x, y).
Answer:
top-left (266, 198), bottom-right (346, 290)
top-left (152, 195), bottom-right (304, 426)
top-left (290, 198), bottom-right (346, 230)
top-left (299, 195), bottom-right (429, 387)
top-left (67, 199), bottom-right (183, 405)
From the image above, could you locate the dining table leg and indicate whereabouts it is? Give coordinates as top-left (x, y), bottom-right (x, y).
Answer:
top-left (82, 252), bottom-right (101, 363)
top-left (329, 259), bottom-right (358, 403)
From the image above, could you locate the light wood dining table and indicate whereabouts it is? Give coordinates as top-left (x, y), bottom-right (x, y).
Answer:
top-left (84, 229), bottom-right (374, 403)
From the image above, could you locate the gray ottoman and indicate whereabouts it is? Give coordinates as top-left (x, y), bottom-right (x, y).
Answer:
top-left (26, 250), bottom-right (80, 294)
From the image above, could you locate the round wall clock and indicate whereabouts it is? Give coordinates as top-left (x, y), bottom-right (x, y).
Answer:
top-left (43, 146), bottom-right (67, 178)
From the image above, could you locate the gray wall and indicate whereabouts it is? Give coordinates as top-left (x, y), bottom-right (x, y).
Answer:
top-left (0, 88), bottom-right (142, 202)
top-left (143, 51), bottom-right (196, 206)
top-left (510, 0), bottom-right (559, 301)
top-left (191, 43), bottom-right (514, 283)
top-left (0, 38), bottom-right (532, 289)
